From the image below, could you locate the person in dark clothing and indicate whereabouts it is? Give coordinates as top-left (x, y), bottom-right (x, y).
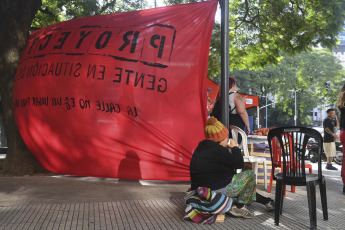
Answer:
top-left (190, 117), bottom-right (274, 219)
top-left (323, 108), bottom-right (339, 170)
top-left (190, 139), bottom-right (242, 190)
top-left (337, 84), bottom-right (345, 193)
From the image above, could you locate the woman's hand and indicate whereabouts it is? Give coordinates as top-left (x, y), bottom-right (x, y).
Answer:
top-left (228, 138), bottom-right (239, 148)
top-left (246, 127), bottom-right (251, 135)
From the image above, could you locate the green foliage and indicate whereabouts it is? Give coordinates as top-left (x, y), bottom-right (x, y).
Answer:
top-left (31, 0), bottom-right (149, 31)
top-left (31, 0), bottom-right (64, 30)
top-left (230, 49), bottom-right (345, 127)
top-left (208, 0), bottom-right (345, 75)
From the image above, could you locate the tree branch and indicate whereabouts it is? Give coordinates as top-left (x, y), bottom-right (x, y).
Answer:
top-left (242, 13), bottom-right (259, 24)
top-left (235, 0), bottom-right (259, 30)
top-left (290, 0), bottom-right (305, 16)
top-left (243, 0), bottom-right (250, 22)
top-left (234, 0), bottom-right (249, 29)
top-left (30, 27), bottom-right (41, 31)
top-left (97, 0), bottom-right (117, 15)
top-left (39, 7), bottom-right (55, 17)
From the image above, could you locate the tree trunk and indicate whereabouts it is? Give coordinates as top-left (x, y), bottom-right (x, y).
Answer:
top-left (0, 0), bottom-right (48, 175)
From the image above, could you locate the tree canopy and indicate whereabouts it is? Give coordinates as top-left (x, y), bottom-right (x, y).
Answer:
top-left (227, 0), bottom-right (345, 69)
top-left (230, 49), bottom-right (345, 127)
top-left (202, 0), bottom-right (345, 76)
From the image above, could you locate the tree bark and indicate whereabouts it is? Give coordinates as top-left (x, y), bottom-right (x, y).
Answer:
top-left (0, 0), bottom-right (48, 175)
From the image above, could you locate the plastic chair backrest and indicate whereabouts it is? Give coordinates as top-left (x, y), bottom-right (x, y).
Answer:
top-left (268, 126), bottom-right (323, 185)
top-left (271, 136), bottom-right (282, 167)
top-left (271, 133), bottom-right (294, 167)
top-left (230, 125), bottom-right (249, 159)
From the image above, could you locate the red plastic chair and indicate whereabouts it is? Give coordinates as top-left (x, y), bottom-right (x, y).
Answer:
top-left (268, 134), bottom-right (313, 195)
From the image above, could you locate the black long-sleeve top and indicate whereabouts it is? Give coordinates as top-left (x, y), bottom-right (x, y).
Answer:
top-left (190, 140), bottom-right (244, 190)
top-left (340, 107), bottom-right (345, 131)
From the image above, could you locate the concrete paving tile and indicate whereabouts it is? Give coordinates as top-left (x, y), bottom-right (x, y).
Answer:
top-left (47, 204), bottom-right (60, 230)
top-left (109, 202), bottom-right (122, 230)
top-left (39, 204), bottom-right (55, 230)
top-left (0, 164), bottom-right (344, 230)
top-left (11, 205), bottom-right (31, 230)
top-left (122, 200), bottom-right (145, 230)
top-left (28, 204), bottom-right (46, 230)
top-left (88, 202), bottom-right (96, 230)
top-left (50, 203), bottom-right (66, 230)
top-left (58, 203), bottom-right (71, 230)
top-left (0, 205), bottom-right (17, 227)
top-left (98, 202), bottom-right (107, 230)
top-left (64, 203), bottom-right (75, 230)
top-left (133, 200), bottom-right (156, 230)
top-left (3, 205), bottom-right (26, 230)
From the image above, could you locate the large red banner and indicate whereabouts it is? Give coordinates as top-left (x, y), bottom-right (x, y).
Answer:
top-left (13, 1), bottom-right (217, 180)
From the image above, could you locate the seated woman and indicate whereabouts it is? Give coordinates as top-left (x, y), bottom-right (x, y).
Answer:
top-left (190, 117), bottom-right (274, 219)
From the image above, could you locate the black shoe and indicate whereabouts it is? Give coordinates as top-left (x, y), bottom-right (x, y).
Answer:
top-left (343, 185), bottom-right (345, 194)
top-left (265, 200), bottom-right (275, 212)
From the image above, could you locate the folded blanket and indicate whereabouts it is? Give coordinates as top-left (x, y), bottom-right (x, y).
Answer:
top-left (184, 187), bottom-right (233, 224)
top-left (254, 143), bottom-right (269, 149)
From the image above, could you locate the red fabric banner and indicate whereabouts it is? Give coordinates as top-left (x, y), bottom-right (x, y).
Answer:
top-left (13, 1), bottom-right (218, 180)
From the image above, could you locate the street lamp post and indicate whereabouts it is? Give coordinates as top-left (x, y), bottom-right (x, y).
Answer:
top-left (289, 89), bottom-right (300, 126)
top-left (266, 96), bottom-right (267, 128)
top-left (260, 86), bottom-right (267, 128)
top-left (258, 95), bottom-right (275, 129)
top-left (220, 0), bottom-right (230, 129)
top-left (294, 90), bottom-right (297, 126)
top-left (260, 95), bottom-right (268, 128)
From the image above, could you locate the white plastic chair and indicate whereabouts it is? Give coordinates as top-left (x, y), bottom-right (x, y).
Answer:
top-left (230, 125), bottom-right (268, 190)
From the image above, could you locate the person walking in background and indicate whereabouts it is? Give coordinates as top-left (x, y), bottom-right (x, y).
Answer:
top-left (337, 84), bottom-right (345, 193)
top-left (323, 108), bottom-right (339, 170)
top-left (211, 77), bottom-right (251, 137)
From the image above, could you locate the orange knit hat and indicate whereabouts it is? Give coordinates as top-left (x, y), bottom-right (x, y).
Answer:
top-left (205, 117), bottom-right (229, 142)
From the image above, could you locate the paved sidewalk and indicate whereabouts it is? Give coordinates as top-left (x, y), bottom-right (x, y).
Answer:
top-left (0, 161), bottom-right (344, 230)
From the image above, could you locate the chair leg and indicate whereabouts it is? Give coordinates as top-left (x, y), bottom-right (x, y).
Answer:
top-left (268, 169), bottom-right (274, 193)
top-left (291, 185), bottom-right (296, 193)
top-left (319, 177), bottom-right (328, 220)
top-left (280, 186), bottom-right (284, 215)
top-left (254, 162), bottom-right (259, 184)
top-left (275, 179), bottom-right (284, 225)
top-left (306, 182), bottom-right (317, 230)
top-left (263, 161), bottom-right (267, 190)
